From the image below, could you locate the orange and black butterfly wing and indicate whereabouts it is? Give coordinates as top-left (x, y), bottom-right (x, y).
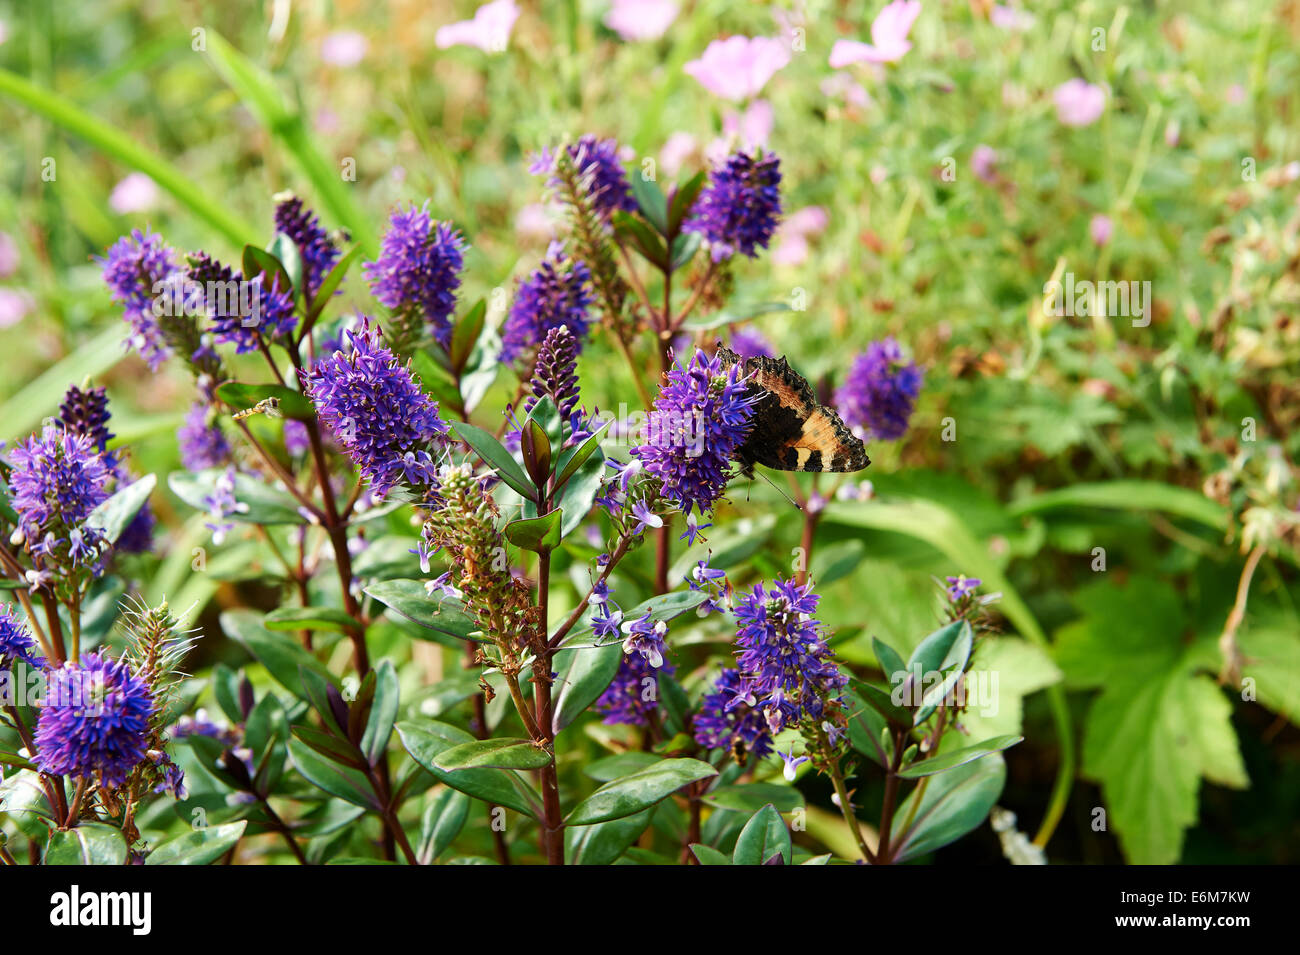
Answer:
top-left (718, 346), bottom-right (870, 473)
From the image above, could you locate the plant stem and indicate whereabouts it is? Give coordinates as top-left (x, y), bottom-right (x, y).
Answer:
top-left (814, 724), bottom-right (875, 864)
top-left (532, 552), bottom-right (565, 865)
top-left (875, 729), bottom-right (908, 864)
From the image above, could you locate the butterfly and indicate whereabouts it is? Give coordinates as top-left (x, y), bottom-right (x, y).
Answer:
top-left (716, 344), bottom-right (871, 477)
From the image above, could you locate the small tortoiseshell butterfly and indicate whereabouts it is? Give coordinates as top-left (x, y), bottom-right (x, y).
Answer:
top-left (717, 344), bottom-right (871, 477)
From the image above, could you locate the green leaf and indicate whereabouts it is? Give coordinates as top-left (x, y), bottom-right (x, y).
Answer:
top-left (86, 474), bottom-right (156, 546)
top-left (565, 758), bottom-right (717, 826)
top-left (267, 233), bottom-right (304, 295)
top-left (551, 639), bottom-right (623, 734)
top-left (553, 420), bottom-right (610, 489)
top-left (449, 421), bottom-right (536, 501)
top-left (46, 823), bottom-right (128, 866)
top-left (303, 244), bottom-right (363, 330)
top-left (146, 821), bottom-right (247, 865)
top-left (629, 175), bottom-right (669, 234)
top-left (907, 619), bottom-right (974, 675)
top-left (365, 579), bottom-right (482, 642)
top-left (667, 171), bottom-right (706, 236)
top-left (504, 510), bottom-right (563, 553)
top-left (263, 606), bottom-right (357, 633)
top-left (169, 468), bottom-right (306, 525)
top-left (567, 809), bottom-right (653, 865)
top-left (450, 299), bottom-right (487, 373)
top-left (1008, 480), bottom-right (1227, 531)
top-left (221, 609), bottom-right (335, 700)
top-left (845, 688), bottom-right (892, 767)
top-left (701, 783), bottom-right (804, 814)
top-left (1054, 576), bottom-right (1248, 863)
top-left (0, 68), bottom-right (254, 248)
top-left (242, 244), bottom-right (293, 299)
top-left (418, 788), bottom-right (470, 864)
top-left (898, 735), bottom-right (1023, 778)
top-left (689, 844), bottom-right (733, 865)
top-left (585, 751), bottom-right (662, 782)
top-left (433, 738), bottom-right (553, 771)
top-left (288, 739), bottom-right (379, 810)
top-left (204, 33), bottom-right (375, 255)
top-left (892, 754), bottom-right (1006, 862)
top-left (669, 231), bottom-right (702, 271)
top-left (613, 209), bottom-right (668, 268)
top-left (214, 382), bottom-right (315, 421)
top-left (873, 637), bottom-right (907, 681)
top-left (361, 660), bottom-right (401, 766)
top-left (732, 804), bottom-right (791, 866)
top-left (396, 720), bottom-right (540, 819)
top-left (848, 677), bottom-right (912, 727)
top-left (554, 448), bottom-right (606, 536)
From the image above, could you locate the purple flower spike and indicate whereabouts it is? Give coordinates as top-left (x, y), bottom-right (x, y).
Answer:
top-left (632, 348), bottom-right (757, 517)
top-left (687, 150), bottom-right (782, 261)
top-left (596, 653), bottom-right (676, 726)
top-left (502, 242), bottom-right (594, 364)
top-left (99, 228), bottom-right (179, 370)
top-left (35, 651), bottom-right (154, 787)
top-left (8, 425), bottom-right (113, 571)
top-left (0, 605), bottom-right (42, 668)
top-left (835, 337), bottom-right (922, 441)
top-left (301, 319), bottom-right (450, 498)
top-left (365, 204), bottom-right (466, 349)
top-left (274, 193), bottom-right (340, 300)
top-left (693, 668), bottom-right (774, 760)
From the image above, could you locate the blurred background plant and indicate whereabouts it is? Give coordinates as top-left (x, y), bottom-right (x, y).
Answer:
top-left (0, 0), bottom-right (1297, 864)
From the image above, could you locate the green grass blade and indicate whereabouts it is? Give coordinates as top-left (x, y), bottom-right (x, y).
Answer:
top-left (204, 33), bottom-right (377, 257)
top-left (0, 324), bottom-right (129, 443)
top-left (0, 67), bottom-right (256, 248)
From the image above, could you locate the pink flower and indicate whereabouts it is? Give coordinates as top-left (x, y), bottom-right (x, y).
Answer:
top-left (722, 99), bottom-right (774, 149)
top-left (659, 132), bottom-right (697, 178)
top-left (0, 232), bottom-right (18, 278)
top-left (829, 1), bottom-right (921, 67)
top-left (990, 5), bottom-right (1034, 31)
top-left (321, 31), bottom-right (367, 66)
top-left (821, 72), bottom-right (872, 109)
top-left (772, 207), bottom-right (829, 266)
top-left (0, 289), bottom-right (32, 328)
top-left (604, 0), bottom-right (678, 42)
top-left (1163, 119), bottom-right (1180, 148)
top-left (684, 36), bottom-right (790, 102)
top-left (0, 20), bottom-right (8, 45)
top-left (1225, 83), bottom-right (1245, 105)
top-left (1054, 79), bottom-right (1105, 127)
top-left (109, 173), bottom-right (159, 214)
top-left (971, 144), bottom-right (998, 183)
top-left (436, 0), bottom-right (519, 52)
top-left (1089, 214), bottom-right (1113, 246)
top-left (515, 203), bottom-right (555, 241)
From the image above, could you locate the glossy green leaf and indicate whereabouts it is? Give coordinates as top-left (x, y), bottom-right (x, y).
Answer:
top-left (221, 609), bottom-right (335, 700)
top-left (449, 421), bottom-right (536, 501)
top-left (263, 606), bottom-right (357, 633)
top-left (701, 783), bottom-right (803, 814)
top-left (287, 739), bottom-right (379, 810)
top-left (46, 823), bottom-right (128, 866)
top-left (86, 474), bottom-right (156, 546)
top-left (361, 660), bottom-right (401, 766)
top-left (418, 788), bottom-right (470, 864)
top-left (146, 821), bottom-right (247, 865)
top-left (892, 754), bottom-right (1006, 862)
top-left (732, 804), bottom-right (791, 866)
top-left (551, 639), bottom-right (623, 734)
top-left (898, 735), bottom-right (1023, 779)
top-left (667, 171), bottom-right (706, 235)
top-left (629, 175), bottom-right (669, 234)
top-left (396, 720), bottom-right (540, 818)
top-left (565, 757), bottom-right (717, 826)
top-left (504, 509), bottom-right (563, 553)
top-left (433, 737), bottom-right (552, 771)
top-left (365, 579), bottom-right (482, 641)
top-left (566, 809), bottom-right (653, 865)
top-left (689, 844), bottom-right (732, 865)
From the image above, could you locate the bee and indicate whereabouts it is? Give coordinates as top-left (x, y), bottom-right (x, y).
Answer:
top-left (232, 397), bottom-right (283, 421)
top-left (731, 738), bottom-right (748, 768)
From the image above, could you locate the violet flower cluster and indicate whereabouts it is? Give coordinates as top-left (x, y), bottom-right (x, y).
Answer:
top-left (274, 192), bottom-right (341, 300)
top-left (35, 650), bottom-right (155, 788)
top-left (835, 337), bottom-right (923, 441)
top-left (501, 242), bottom-right (595, 364)
top-left (687, 150), bottom-right (783, 261)
top-left (631, 348), bottom-right (757, 517)
top-left (596, 653), bottom-right (676, 727)
top-left (365, 203), bottom-right (466, 349)
top-left (0, 604), bottom-right (41, 668)
top-left (99, 228), bottom-right (177, 370)
top-left (533, 134), bottom-right (637, 221)
top-left (300, 319), bottom-right (450, 498)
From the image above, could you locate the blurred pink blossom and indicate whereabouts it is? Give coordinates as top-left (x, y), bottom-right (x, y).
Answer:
top-left (1090, 214), bottom-right (1113, 246)
top-left (684, 36), bottom-right (790, 101)
top-left (436, 0), bottom-right (519, 52)
top-left (109, 173), bottom-right (160, 214)
top-left (604, 0), bottom-right (678, 42)
top-left (659, 132), bottom-right (697, 178)
top-left (722, 99), bottom-right (774, 149)
top-left (1054, 79), bottom-right (1105, 127)
top-left (772, 207), bottom-right (829, 266)
top-left (0, 289), bottom-right (32, 328)
top-left (0, 21), bottom-right (8, 45)
top-left (321, 31), bottom-right (368, 66)
top-left (821, 72), bottom-right (872, 109)
top-left (515, 203), bottom-right (555, 240)
top-left (1164, 119), bottom-right (1180, 147)
top-left (828, 1), bottom-right (921, 67)
top-left (1225, 83), bottom-right (1245, 104)
top-left (971, 144), bottom-right (998, 183)
top-left (0, 232), bottom-right (17, 278)
top-left (870, 165), bottom-right (888, 185)
top-left (990, 5), bottom-right (1034, 31)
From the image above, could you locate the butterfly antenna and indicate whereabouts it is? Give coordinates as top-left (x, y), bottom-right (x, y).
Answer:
top-left (753, 469), bottom-right (803, 511)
